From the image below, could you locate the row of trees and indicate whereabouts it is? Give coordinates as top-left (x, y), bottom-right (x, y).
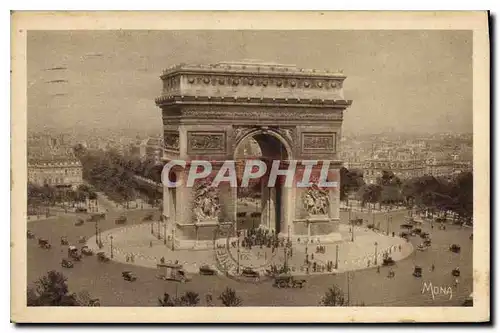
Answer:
top-left (350, 170), bottom-right (473, 224)
top-left (27, 183), bottom-right (97, 215)
top-left (29, 270), bottom-right (350, 307)
top-left (77, 148), bottom-right (163, 207)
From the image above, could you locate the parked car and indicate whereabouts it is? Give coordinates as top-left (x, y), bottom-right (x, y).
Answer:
top-left (27, 230), bottom-right (35, 239)
top-left (122, 271), bottom-right (137, 282)
top-left (78, 236), bottom-right (87, 244)
top-left (199, 265), bottom-right (217, 276)
top-left (75, 219), bottom-right (84, 226)
top-left (75, 207), bottom-right (88, 213)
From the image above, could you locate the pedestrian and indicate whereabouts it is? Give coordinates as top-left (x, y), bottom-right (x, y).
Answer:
top-left (377, 266), bottom-right (380, 273)
top-left (150, 241), bottom-right (153, 248)
top-left (431, 264), bottom-right (435, 271)
top-left (130, 254), bottom-right (135, 263)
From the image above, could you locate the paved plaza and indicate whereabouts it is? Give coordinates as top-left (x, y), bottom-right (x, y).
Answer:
top-left (27, 207), bottom-right (473, 306)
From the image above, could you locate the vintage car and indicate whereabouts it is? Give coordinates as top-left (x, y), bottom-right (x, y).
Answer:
top-left (438, 224), bottom-right (447, 230)
top-left (156, 263), bottom-right (191, 282)
top-left (241, 268), bottom-right (260, 278)
top-left (399, 232), bottom-right (410, 239)
top-left (199, 264), bottom-right (217, 276)
top-left (452, 268), bottom-right (461, 277)
top-left (75, 218), bottom-right (84, 226)
top-left (61, 259), bottom-right (74, 268)
top-left (417, 244), bottom-right (428, 251)
top-left (450, 244), bottom-right (461, 253)
top-left (142, 213), bottom-right (154, 221)
top-left (413, 228), bottom-right (422, 235)
top-left (122, 271), bottom-right (137, 282)
top-left (81, 246), bottom-right (94, 256)
top-left (68, 246), bottom-right (82, 261)
top-left (115, 216), bottom-right (127, 225)
top-left (27, 230), bottom-right (35, 239)
top-left (469, 234), bottom-right (473, 240)
top-left (78, 236), bottom-right (87, 244)
top-left (413, 266), bottom-right (423, 278)
top-left (423, 239), bottom-right (432, 247)
top-left (89, 298), bottom-right (101, 306)
top-left (420, 232), bottom-right (430, 239)
top-left (382, 257), bottom-right (396, 266)
top-left (273, 275), bottom-right (306, 289)
top-left (75, 207), bottom-right (88, 213)
top-left (350, 218), bottom-right (364, 226)
top-left (97, 252), bottom-right (110, 262)
top-left (60, 236), bottom-right (69, 246)
top-left (38, 238), bottom-right (51, 249)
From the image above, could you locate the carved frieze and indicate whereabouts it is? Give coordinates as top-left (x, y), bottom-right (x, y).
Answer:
top-left (192, 179), bottom-right (220, 223)
top-left (303, 185), bottom-right (330, 216)
top-left (180, 108), bottom-right (343, 121)
top-left (164, 131), bottom-right (180, 151)
top-left (182, 74), bottom-right (343, 91)
top-left (302, 133), bottom-right (337, 152)
top-left (188, 131), bottom-right (226, 153)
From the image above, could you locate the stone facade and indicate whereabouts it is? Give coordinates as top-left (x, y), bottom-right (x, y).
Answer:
top-left (156, 61), bottom-right (352, 248)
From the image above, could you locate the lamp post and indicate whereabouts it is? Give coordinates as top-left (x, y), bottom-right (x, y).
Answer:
top-left (151, 222), bottom-right (154, 234)
top-left (335, 244), bottom-right (339, 269)
top-left (110, 235), bottom-right (114, 259)
top-left (374, 241), bottom-right (378, 265)
top-left (163, 220), bottom-right (167, 245)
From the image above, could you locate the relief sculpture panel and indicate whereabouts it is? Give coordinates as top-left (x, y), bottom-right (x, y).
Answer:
top-left (188, 131), bottom-right (226, 153)
top-left (302, 132), bottom-right (336, 152)
top-left (164, 131), bottom-right (180, 151)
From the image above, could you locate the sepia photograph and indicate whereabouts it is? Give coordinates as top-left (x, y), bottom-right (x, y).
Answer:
top-left (10, 11), bottom-right (490, 323)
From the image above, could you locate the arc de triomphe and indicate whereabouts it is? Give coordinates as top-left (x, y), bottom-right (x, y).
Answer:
top-left (155, 61), bottom-right (352, 249)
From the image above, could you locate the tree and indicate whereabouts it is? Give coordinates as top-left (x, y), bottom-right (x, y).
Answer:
top-left (158, 291), bottom-right (200, 306)
top-left (320, 285), bottom-right (347, 306)
top-left (178, 291), bottom-right (200, 306)
top-left (219, 287), bottom-right (242, 306)
top-left (27, 270), bottom-right (80, 306)
top-left (357, 184), bottom-right (382, 208)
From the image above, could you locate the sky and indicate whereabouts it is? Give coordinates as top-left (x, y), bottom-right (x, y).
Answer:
top-left (27, 30), bottom-right (472, 135)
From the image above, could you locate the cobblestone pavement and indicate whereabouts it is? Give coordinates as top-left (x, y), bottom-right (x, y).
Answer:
top-left (27, 208), bottom-right (473, 306)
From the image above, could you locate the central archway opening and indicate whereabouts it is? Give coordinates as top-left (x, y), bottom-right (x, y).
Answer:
top-left (234, 131), bottom-right (290, 236)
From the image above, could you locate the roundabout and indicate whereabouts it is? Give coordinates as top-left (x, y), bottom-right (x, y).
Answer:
top-left (27, 208), bottom-right (473, 306)
top-left (87, 220), bottom-right (414, 277)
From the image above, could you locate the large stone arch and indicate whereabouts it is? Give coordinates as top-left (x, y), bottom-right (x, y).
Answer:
top-left (156, 61), bottom-right (352, 249)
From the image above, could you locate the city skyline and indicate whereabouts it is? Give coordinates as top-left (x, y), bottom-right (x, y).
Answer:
top-left (27, 30), bottom-right (472, 135)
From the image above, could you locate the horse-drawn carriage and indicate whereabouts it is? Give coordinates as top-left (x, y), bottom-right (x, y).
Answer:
top-left (273, 275), bottom-right (306, 289)
top-left (38, 238), bottom-right (51, 249)
top-left (452, 267), bottom-right (461, 277)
